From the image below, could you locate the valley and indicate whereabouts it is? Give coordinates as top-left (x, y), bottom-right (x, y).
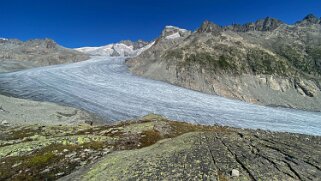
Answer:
top-left (1, 56), bottom-right (321, 136)
top-left (1, 9), bottom-right (321, 180)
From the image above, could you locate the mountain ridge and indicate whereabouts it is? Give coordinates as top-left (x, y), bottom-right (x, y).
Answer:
top-left (0, 38), bottom-right (89, 72)
top-left (75, 40), bottom-right (154, 57)
top-left (126, 14), bottom-right (321, 111)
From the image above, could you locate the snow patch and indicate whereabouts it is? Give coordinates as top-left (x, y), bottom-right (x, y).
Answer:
top-left (75, 42), bottom-right (153, 57)
top-left (165, 32), bottom-right (181, 39)
top-left (165, 26), bottom-right (188, 32)
top-left (136, 41), bottom-right (155, 55)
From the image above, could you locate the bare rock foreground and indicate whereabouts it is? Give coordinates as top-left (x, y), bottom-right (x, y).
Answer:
top-left (1, 114), bottom-right (320, 181)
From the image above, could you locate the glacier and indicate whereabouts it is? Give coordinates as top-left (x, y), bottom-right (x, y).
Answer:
top-left (75, 41), bottom-right (154, 57)
top-left (0, 56), bottom-right (321, 136)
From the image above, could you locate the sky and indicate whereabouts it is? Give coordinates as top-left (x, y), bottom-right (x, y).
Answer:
top-left (0, 0), bottom-right (320, 48)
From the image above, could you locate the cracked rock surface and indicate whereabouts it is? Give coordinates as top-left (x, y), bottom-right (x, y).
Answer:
top-left (1, 111), bottom-right (320, 180)
top-left (62, 116), bottom-right (321, 181)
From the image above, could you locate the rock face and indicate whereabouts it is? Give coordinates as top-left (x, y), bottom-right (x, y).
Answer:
top-left (0, 38), bottom-right (89, 72)
top-left (126, 25), bottom-right (191, 71)
top-left (296, 14), bottom-right (321, 25)
top-left (231, 169), bottom-right (240, 177)
top-left (161, 26), bottom-right (191, 38)
top-left (226, 17), bottom-right (283, 32)
top-left (127, 14), bottom-right (321, 111)
top-left (119, 40), bottom-right (149, 50)
top-left (197, 21), bottom-right (223, 35)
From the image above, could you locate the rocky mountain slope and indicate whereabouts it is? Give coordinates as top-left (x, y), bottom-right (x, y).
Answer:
top-left (75, 40), bottom-right (154, 57)
top-left (127, 14), bottom-right (321, 111)
top-left (0, 38), bottom-right (89, 72)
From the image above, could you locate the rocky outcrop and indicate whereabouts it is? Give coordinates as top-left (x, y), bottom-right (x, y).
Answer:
top-left (2, 114), bottom-right (319, 180)
top-left (119, 40), bottom-right (149, 50)
top-left (296, 14), bottom-right (321, 25)
top-left (197, 20), bottom-right (223, 34)
top-left (127, 14), bottom-right (321, 111)
top-left (126, 26), bottom-right (191, 68)
top-left (60, 115), bottom-right (321, 181)
top-left (0, 38), bottom-right (89, 72)
top-left (225, 17), bottom-right (283, 32)
top-left (161, 25), bottom-right (191, 38)
top-left (79, 131), bottom-right (321, 181)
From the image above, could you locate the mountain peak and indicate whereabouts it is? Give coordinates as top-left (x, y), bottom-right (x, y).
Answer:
top-left (254, 17), bottom-right (283, 31)
top-left (161, 25), bottom-right (190, 39)
top-left (164, 25), bottom-right (187, 30)
top-left (197, 20), bottom-right (222, 34)
top-left (297, 13), bottom-right (320, 25)
top-left (0, 38), bottom-right (9, 44)
top-left (119, 40), bottom-right (134, 46)
top-left (225, 17), bottom-right (282, 32)
top-left (44, 39), bottom-right (57, 49)
top-left (75, 39), bottom-right (154, 57)
top-left (119, 40), bottom-right (149, 50)
top-left (303, 14), bottom-right (319, 22)
top-left (25, 38), bottom-right (58, 49)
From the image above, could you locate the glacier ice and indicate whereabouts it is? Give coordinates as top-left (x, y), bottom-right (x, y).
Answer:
top-left (0, 56), bottom-right (320, 136)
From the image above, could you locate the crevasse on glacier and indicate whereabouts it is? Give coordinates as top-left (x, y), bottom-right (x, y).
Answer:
top-left (0, 56), bottom-right (320, 135)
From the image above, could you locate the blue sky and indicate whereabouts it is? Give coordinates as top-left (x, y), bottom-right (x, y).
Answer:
top-left (1, 0), bottom-right (320, 48)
